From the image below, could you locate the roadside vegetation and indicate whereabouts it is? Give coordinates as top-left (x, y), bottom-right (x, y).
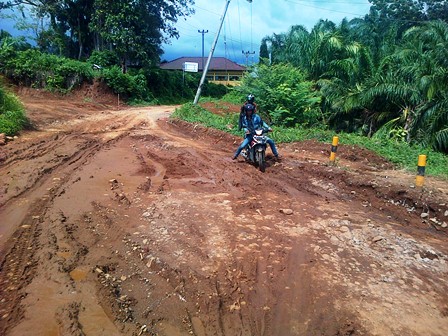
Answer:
top-left (173, 103), bottom-right (448, 178)
top-left (0, 81), bottom-right (27, 135)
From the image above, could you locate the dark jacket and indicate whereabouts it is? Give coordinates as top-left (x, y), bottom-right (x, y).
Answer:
top-left (241, 113), bottom-right (269, 134)
top-left (238, 102), bottom-right (258, 130)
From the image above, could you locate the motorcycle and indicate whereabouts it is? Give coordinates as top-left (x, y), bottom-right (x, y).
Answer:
top-left (241, 127), bottom-right (271, 172)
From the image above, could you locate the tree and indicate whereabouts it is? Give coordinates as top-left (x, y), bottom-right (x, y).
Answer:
top-left (258, 37), bottom-right (269, 64)
top-left (2, 0), bottom-right (195, 64)
top-left (402, 20), bottom-right (448, 151)
top-left (369, 0), bottom-right (448, 23)
top-left (235, 63), bottom-right (322, 127)
top-left (90, 0), bottom-right (194, 72)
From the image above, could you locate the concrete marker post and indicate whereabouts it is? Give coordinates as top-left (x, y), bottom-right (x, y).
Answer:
top-left (416, 154), bottom-right (427, 187)
top-left (329, 136), bottom-right (339, 164)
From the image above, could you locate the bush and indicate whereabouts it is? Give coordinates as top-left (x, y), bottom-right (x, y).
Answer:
top-left (87, 50), bottom-right (120, 68)
top-left (101, 66), bottom-right (151, 101)
top-left (173, 101), bottom-right (448, 178)
top-left (144, 68), bottom-right (196, 104)
top-left (1, 49), bottom-right (94, 91)
top-left (0, 42), bottom-right (229, 104)
top-left (226, 63), bottom-right (322, 127)
top-left (0, 83), bottom-right (27, 135)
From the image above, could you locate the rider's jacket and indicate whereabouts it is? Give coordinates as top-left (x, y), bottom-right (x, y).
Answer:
top-left (242, 113), bottom-right (269, 134)
top-left (238, 102), bottom-right (258, 130)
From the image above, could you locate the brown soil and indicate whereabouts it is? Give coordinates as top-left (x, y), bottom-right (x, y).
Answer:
top-left (1, 86), bottom-right (448, 336)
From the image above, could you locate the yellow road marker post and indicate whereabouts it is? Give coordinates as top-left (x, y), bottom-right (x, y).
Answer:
top-left (329, 136), bottom-right (339, 164)
top-left (416, 155), bottom-right (427, 187)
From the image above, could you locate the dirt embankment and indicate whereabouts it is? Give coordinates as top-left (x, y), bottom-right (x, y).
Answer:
top-left (0, 88), bottom-right (447, 336)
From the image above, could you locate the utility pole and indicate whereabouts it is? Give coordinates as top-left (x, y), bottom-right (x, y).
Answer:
top-left (242, 50), bottom-right (255, 66)
top-left (198, 29), bottom-right (209, 71)
top-left (194, 0), bottom-right (254, 104)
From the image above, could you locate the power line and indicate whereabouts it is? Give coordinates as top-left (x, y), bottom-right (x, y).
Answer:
top-left (284, 0), bottom-right (369, 17)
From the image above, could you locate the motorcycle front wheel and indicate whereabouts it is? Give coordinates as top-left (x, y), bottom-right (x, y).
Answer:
top-left (256, 150), bottom-right (265, 172)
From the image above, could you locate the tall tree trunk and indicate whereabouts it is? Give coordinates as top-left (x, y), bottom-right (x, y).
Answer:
top-left (121, 57), bottom-right (127, 74)
top-left (78, 17), bottom-right (83, 60)
top-left (403, 107), bottom-right (413, 143)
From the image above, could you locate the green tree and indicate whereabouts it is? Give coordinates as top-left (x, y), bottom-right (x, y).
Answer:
top-left (340, 20), bottom-right (448, 152)
top-left (368, 0), bottom-right (448, 26)
top-left (2, 0), bottom-right (194, 63)
top-left (234, 63), bottom-right (321, 127)
top-left (402, 20), bottom-right (448, 151)
top-left (90, 0), bottom-right (194, 72)
top-left (0, 1), bottom-right (96, 59)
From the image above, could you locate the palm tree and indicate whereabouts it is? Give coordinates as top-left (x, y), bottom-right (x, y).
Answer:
top-left (403, 20), bottom-right (448, 151)
top-left (350, 20), bottom-right (448, 151)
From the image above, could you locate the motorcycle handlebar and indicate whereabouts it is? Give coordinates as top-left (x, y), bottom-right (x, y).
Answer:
top-left (245, 127), bottom-right (272, 135)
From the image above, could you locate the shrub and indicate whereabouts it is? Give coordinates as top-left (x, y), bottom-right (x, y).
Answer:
top-left (101, 66), bottom-right (151, 100)
top-left (0, 84), bottom-right (28, 135)
top-left (174, 101), bottom-right (448, 178)
top-left (87, 50), bottom-right (120, 68)
top-left (226, 63), bottom-right (322, 127)
top-left (1, 49), bottom-right (94, 91)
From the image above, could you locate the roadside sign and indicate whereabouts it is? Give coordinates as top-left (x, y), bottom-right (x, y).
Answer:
top-left (183, 62), bottom-right (198, 72)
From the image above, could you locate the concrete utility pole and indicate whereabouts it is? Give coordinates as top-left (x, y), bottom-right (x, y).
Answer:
top-left (242, 50), bottom-right (255, 66)
top-left (198, 29), bottom-right (209, 71)
top-left (193, 0), bottom-right (254, 104)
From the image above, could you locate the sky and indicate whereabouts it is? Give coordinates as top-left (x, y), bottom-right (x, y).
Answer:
top-left (0, 0), bottom-right (373, 65)
top-left (162, 0), bottom-right (373, 64)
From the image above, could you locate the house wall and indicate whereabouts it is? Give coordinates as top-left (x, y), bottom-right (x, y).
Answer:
top-left (206, 71), bottom-right (243, 86)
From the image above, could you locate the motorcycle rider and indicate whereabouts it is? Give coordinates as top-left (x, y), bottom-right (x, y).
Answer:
top-left (238, 94), bottom-right (257, 131)
top-left (233, 103), bottom-right (280, 160)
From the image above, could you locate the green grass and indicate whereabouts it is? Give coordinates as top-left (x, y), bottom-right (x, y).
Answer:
top-left (0, 85), bottom-right (28, 135)
top-left (172, 102), bottom-right (448, 178)
top-left (172, 103), bottom-right (241, 135)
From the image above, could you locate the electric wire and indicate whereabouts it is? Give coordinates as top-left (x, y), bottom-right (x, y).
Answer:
top-left (164, 0), bottom-right (403, 63)
top-left (284, 0), bottom-right (369, 17)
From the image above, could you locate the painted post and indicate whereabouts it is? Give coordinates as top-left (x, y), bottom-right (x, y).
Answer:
top-left (329, 136), bottom-right (339, 163)
top-left (416, 155), bottom-right (427, 187)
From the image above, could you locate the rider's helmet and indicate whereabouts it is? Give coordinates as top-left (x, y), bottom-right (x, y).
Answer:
top-left (247, 94), bottom-right (255, 104)
top-left (244, 103), bottom-right (255, 114)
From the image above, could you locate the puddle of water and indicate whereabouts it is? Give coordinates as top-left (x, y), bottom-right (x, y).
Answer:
top-left (70, 268), bottom-right (88, 281)
top-left (191, 316), bottom-right (206, 336)
top-left (56, 251), bottom-right (71, 259)
top-left (148, 159), bottom-right (166, 191)
top-left (79, 304), bottom-right (122, 335)
top-left (158, 322), bottom-right (185, 336)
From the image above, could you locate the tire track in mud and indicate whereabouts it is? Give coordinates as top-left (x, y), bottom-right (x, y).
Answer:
top-left (0, 130), bottom-right (130, 334)
top-left (85, 122), bottom-right (367, 335)
top-left (150, 118), bottom-right (448, 335)
top-left (0, 107), bottom-right (174, 335)
top-left (0, 134), bottom-right (99, 208)
top-left (1, 104), bottom-right (447, 335)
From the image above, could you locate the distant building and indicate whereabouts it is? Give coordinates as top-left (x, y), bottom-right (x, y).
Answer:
top-left (159, 57), bottom-right (246, 86)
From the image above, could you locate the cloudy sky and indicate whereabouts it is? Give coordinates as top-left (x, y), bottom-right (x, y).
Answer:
top-left (0, 0), bottom-right (372, 65)
top-left (162, 0), bottom-right (372, 64)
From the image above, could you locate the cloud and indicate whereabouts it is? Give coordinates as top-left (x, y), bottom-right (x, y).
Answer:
top-left (162, 0), bottom-right (371, 64)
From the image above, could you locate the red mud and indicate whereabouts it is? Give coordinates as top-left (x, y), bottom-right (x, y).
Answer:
top-left (0, 87), bottom-right (447, 336)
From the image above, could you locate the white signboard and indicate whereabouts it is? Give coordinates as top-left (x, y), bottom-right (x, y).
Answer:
top-left (183, 62), bottom-right (199, 72)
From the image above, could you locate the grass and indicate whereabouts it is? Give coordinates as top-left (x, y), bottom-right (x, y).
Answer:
top-left (172, 102), bottom-right (448, 179)
top-left (172, 103), bottom-right (240, 135)
top-left (0, 85), bottom-right (28, 135)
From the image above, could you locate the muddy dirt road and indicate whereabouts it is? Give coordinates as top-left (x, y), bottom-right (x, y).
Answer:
top-left (1, 89), bottom-right (448, 336)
